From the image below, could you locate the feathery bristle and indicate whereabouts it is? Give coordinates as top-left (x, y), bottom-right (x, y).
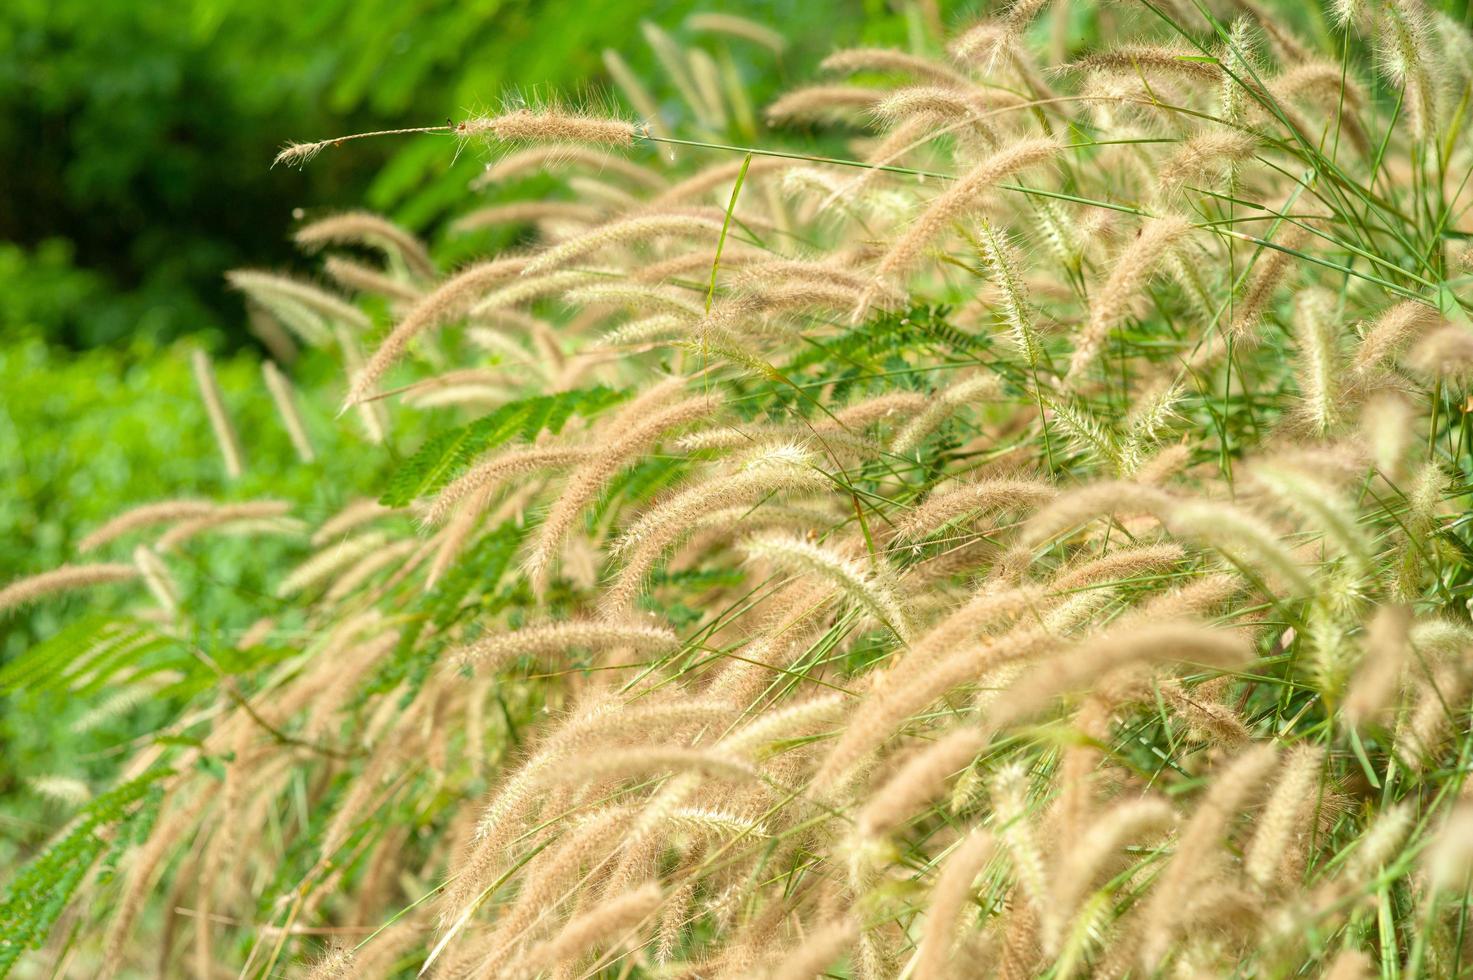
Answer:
top-left (1139, 744), bottom-right (1280, 969)
top-left (0, 563), bottom-right (134, 610)
top-left (1046, 798), bottom-right (1173, 952)
top-left (1067, 216), bottom-right (1191, 379)
top-left (1229, 224), bottom-right (1311, 341)
top-left (742, 533), bottom-right (911, 641)
top-left (1290, 287), bottom-right (1345, 436)
top-left (522, 213), bottom-right (727, 276)
top-left (426, 446), bottom-right (592, 527)
top-left (858, 137), bottom-right (1061, 317)
top-left (603, 445), bottom-right (825, 615)
top-left (510, 882), bottom-right (661, 976)
top-left (191, 349), bottom-right (245, 479)
top-left (311, 498), bottom-right (393, 546)
top-left (768, 918), bottom-right (857, 980)
top-left (464, 108), bottom-right (639, 147)
top-left (273, 125), bottom-right (450, 171)
top-left (524, 394), bottom-right (715, 592)
top-left (895, 477), bottom-right (1056, 542)
top-left (1404, 323), bottom-right (1473, 380)
top-left (1070, 45), bottom-right (1223, 81)
top-left (451, 201), bottom-right (607, 236)
top-left (976, 223), bottom-right (1043, 367)
top-left (78, 500), bottom-right (218, 553)
top-left (344, 257), bottom-right (526, 406)
top-left (226, 269), bottom-right (372, 334)
top-left (449, 619), bottom-right (680, 672)
top-left (1166, 500), bottom-right (1312, 594)
top-left (294, 210), bottom-right (436, 280)
top-left (476, 143), bottom-right (668, 190)
top-left (821, 47), bottom-right (970, 87)
top-left (1423, 804), bottom-right (1473, 892)
top-left (155, 500), bottom-right (295, 551)
top-left (321, 255), bottom-right (424, 304)
top-left (1156, 131), bottom-right (1258, 195)
top-left (1244, 745), bottom-right (1325, 890)
top-left (856, 727), bottom-right (987, 840)
top-left (261, 361), bottom-right (316, 464)
top-left (766, 85), bottom-right (886, 125)
top-left (915, 831), bottom-right (995, 978)
top-left (686, 13), bottom-right (786, 53)
top-left (986, 621), bottom-right (1250, 737)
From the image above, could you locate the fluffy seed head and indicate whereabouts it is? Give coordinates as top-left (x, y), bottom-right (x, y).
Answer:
top-left (1405, 324), bottom-right (1473, 380)
top-left (78, 501), bottom-right (219, 553)
top-left (1068, 216), bottom-right (1192, 378)
top-left (344, 257), bottom-right (526, 406)
top-left (741, 533), bottom-right (911, 641)
top-left (464, 108), bottom-right (639, 147)
top-left (522, 214), bottom-right (726, 276)
top-left (191, 349), bottom-right (245, 479)
top-left (766, 85), bottom-right (886, 125)
top-left (858, 137), bottom-right (1061, 317)
top-left (294, 211), bottom-right (436, 280)
top-left (0, 564), bottom-right (141, 615)
top-left (450, 620), bottom-right (681, 672)
top-left (821, 47), bottom-right (970, 86)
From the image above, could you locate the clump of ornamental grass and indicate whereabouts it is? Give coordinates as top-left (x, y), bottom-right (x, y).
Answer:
top-left (7, 3), bottom-right (1473, 979)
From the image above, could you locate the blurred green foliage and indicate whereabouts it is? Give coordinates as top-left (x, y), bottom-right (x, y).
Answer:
top-left (0, 330), bottom-right (429, 860)
top-left (0, 0), bottom-right (890, 348)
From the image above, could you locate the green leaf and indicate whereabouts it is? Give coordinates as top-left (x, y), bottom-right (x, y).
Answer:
top-left (359, 521), bottom-right (528, 703)
top-left (707, 152), bottom-right (752, 312)
top-left (378, 386), bottom-right (626, 507)
top-left (0, 617), bottom-right (159, 697)
top-left (0, 768), bottom-right (170, 976)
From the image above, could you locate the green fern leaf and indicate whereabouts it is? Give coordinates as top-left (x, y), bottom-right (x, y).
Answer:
top-left (0, 768), bottom-right (170, 977)
top-left (379, 386), bottom-right (626, 507)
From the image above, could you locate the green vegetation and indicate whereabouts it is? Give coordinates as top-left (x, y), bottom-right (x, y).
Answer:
top-left (4, 0), bottom-right (1473, 977)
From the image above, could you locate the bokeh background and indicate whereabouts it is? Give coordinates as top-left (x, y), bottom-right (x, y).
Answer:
top-left (0, 0), bottom-right (952, 349)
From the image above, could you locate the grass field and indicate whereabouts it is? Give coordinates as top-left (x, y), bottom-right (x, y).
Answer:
top-left (4, 1), bottom-right (1473, 977)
